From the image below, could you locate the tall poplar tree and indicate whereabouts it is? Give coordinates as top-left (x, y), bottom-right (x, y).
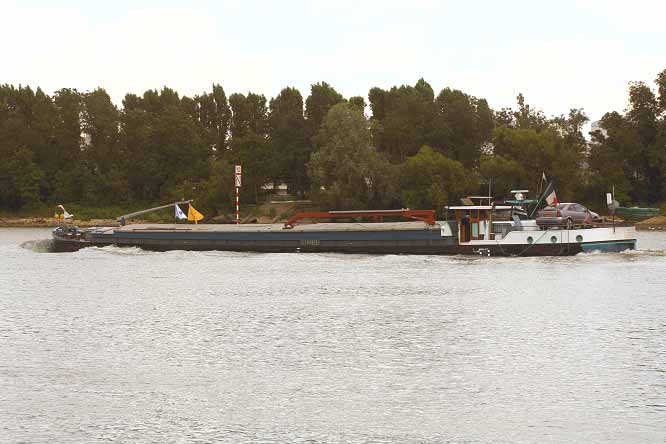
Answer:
top-left (228, 92), bottom-right (271, 202)
top-left (369, 79), bottom-right (437, 162)
top-left (305, 82), bottom-right (344, 137)
top-left (269, 87), bottom-right (309, 195)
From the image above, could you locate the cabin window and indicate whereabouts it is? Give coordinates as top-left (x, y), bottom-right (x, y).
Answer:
top-left (527, 236), bottom-right (534, 244)
top-left (576, 235), bottom-right (583, 242)
top-left (550, 236), bottom-right (558, 243)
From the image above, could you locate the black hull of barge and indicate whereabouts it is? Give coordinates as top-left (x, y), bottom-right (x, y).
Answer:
top-left (52, 222), bottom-right (635, 256)
top-left (53, 238), bottom-right (594, 256)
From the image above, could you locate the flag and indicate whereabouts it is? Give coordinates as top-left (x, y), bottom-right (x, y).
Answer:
top-left (188, 204), bottom-right (204, 224)
top-left (58, 205), bottom-right (73, 219)
top-left (175, 204), bottom-right (187, 220)
top-left (529, 180), bottom-right (558, 217)
top-left (545, 188), bottom-right (559, 206)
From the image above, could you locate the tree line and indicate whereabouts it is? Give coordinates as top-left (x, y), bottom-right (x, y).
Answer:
top-left (1, 70), bottom-right (665, 217)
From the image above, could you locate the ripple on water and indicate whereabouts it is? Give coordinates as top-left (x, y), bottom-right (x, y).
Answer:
top-left (1, 228), bottom-right (666, 443)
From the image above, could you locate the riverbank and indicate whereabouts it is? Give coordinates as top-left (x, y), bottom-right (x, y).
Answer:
top-left (635, 216), bottom-right (666, 231)
top-left (0, 217), bottom-right (125, 228)
top-left (0, 200), bottom-right (314, 228)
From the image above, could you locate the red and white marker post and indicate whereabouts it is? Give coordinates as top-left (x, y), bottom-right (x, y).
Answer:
top-left (234, 164), bottom-right (242, 224)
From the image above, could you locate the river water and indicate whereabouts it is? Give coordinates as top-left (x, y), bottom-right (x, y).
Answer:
top-left (1, 227), bottom-right (665, 443)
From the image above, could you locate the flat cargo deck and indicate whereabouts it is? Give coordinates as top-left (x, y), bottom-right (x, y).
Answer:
top-left (114, 221), bottom-right (434, 232)
top-left (76, 221), bottom-right (457, 254)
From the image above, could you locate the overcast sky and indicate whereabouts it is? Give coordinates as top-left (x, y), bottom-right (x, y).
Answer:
top-left (3, 0), bottom-right (664, 123)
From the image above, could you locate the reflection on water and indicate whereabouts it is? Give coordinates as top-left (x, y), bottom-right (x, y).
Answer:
top-left (2, 228), bottom-right (666, 443)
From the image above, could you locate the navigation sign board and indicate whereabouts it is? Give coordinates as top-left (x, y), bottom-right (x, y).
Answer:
top-left (234, 164), bottom-right (242, 188)
top-left (234, 164), bottom-right (242, 224)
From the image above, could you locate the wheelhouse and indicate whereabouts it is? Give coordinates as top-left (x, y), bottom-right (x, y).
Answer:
top-left (445, 205), bottom-right (516, 242)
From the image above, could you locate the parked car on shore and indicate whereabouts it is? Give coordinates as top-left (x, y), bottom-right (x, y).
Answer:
top-left (536, 203), bottom-right (601, 229)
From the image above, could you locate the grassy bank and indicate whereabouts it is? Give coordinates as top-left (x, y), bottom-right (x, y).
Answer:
top-left (0, 203), bottom-right (173, 227)
top-left (0, 203), bottom-right (171, 221)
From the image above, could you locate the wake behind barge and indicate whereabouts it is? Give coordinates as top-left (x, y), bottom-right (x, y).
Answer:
top-left (52, 207), bottom-right (636, 256)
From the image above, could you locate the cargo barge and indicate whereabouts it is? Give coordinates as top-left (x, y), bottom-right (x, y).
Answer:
top-left (52, 205), bottom-right (636, 256)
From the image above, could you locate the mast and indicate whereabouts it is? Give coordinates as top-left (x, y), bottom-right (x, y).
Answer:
top-left (117, 200), bottom-right (192, 225)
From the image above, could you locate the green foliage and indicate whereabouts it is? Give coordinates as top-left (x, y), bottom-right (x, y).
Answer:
top-left (348, 96), bottom-right (366, 112)
top-left (305, 82), bottom-right (344, 136)
top-left (229, 92), bottom-right (268, 138)
top-left (479, 155), bottom-right (527, 196)
top-left (489, 99), bottom-right (588, 202)
top-left (269, 87), bottom-right (310, 196)
top-left (0, 147), bottom-right (45, 209)
top-left (2, 70), bottom-right (666, 219)
top-left (656, 69), bottom-right (666, 112)
top-left (79, 88), bottom-right (129, 204)
top-left (370, 80), bottom-right (494, 168)
top-left (432, 88), bottom-right (494, 167)
top-left (492, 127), bottom-right (553, 182)
top-left (400, 146), bottom-right (475, 210)
top-left (121, 87), bottom-right (208, 203)
top-left (196, 84), bottom-right (231, 154)
top-left (308, 102), bottom-right (395, 209)
top-left (588, 72), bottom-right (666, 205)
top-left (228, 92), bottom-right (271, 203)
top-left (0, 85), bottom-right (55, 202)
top-left (229, 132), bottom-right (272, 203)
top-left (194, 157), bottom-right (235, 216)
top-left (369, 79), bottom-right (436, 162)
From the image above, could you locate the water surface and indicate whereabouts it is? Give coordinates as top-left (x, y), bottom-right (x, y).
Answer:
top-left (1, 228), bottom-right (665, 443)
